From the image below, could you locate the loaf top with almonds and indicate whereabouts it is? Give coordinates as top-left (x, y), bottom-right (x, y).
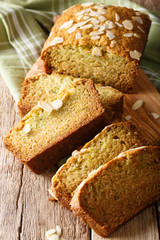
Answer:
top-left (42, 3), bottom-right (151, 62)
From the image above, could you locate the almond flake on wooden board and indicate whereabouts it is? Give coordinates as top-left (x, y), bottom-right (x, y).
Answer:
top-left (151, 113), bottom-right (160, 119)
top-left (45, 226), bottom-right (64, 240)
top-left (132, 100), bottom-right (143, 110)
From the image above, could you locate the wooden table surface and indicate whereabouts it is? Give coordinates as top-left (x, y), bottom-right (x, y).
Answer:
top-left (1, 1), bottom-right (160, 240)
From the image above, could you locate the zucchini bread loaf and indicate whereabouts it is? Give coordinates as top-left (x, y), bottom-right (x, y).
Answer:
top-left (50, 122), bottom-right (149, 208)
top-left (41, 3), bottom-right (151, 92)
top-left (71, 146), bottom-right (160, 237)
top-left (4, 79), bottom-right (106, 173)
top-left (18, 73), bottom-right (123, 121)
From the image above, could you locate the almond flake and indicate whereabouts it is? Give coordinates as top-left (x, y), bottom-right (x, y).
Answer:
top-left (137, 26), bottom-right (144, 33)
top-left (48, 235), bottom-right (59, 240)
top-left (129, 50), bottom-right (142, 60)
top-left (92, 47), bottom-right (102, 56)
top-left (81, 2), bottom-right (94, 7)
top-left (45, 229), bottom-right (56, 238)
top-left (77, 8), bottom-right (91, 16)
top-left (56, 226), bottom-right (62, 236)
top-left (134, 33), bottom-right (140, 38)
top-left (76, 32), bottom-right (81, 39)
top-left (51, 100), bottom-right (63, 110)
top-left (49, 37), bottom-right (63, 45)
top-left (125, 115), bottom-right (131, 120)
top-left (135, 11), bottom-right (141, 16)
top-left (97, 9), bottom-right (107, 14)
top-left (83, 16), bottom-right (89, 20)
top-left (93, 25), bottom-right (100, 29)
top-left (98, 15), bottom-right (106, 22)
top-left (90, 30), bottom-right (104, 36)
top-left (80, 23), bottom-right (92, 29)
top-left (23, 124), bottom-right (31, 133)
top-left (122, 20), bottom-right (133, 30)
top-left (99, 25), bottom-right (105, 31)
top-left (115, 22), bottom-right (123, 27)
top-left (60, 20), bottom-right (73, 30)
top-left (105, 20), bottom-right (115, 29)
top-left (89, 10), bottom-right (101, 17)
top-left (67, 25), bottom-right (77, 34)
top-left (77, 15), bottom-right (83, 21)
top-left (91, 35), bottom-right (100, 40)
top-left (110, 40), bottom-right (117, 48)
top-left (132, 16), bottom-right (143, 24)
top-left (115, 13), bottom-right (120, 21)
top-left (106, 30), bottom-right (115, 40)
top-left (38, 101), bottom-right (53, 112)
top-left (132, 100), bottom-right (143, 110)
top-left (72, 150), bottom-right (79, 157)
top-left (91, 18), bottom-right (100, 25)
top-left (123, 33), bottom-right (133, 37)
top-left (48, 189), bottom-right (58, 200)
top-left (151, 112), bottom-right (160, 119)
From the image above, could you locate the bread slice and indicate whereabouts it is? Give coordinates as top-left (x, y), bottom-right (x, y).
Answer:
top-left (71, 146), bottom-right (160, 237)
top-left (41, 3), bottom-right (151, 92)
top-left (50, 122), bottom-right (149, 208)
top-left (4, 79), bottom-right (106, 173)
top-left (18, 73), bottom-right (123, 120)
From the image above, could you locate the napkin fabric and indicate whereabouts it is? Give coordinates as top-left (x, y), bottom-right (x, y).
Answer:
top-left (0, 0), bottom-right (160, 102)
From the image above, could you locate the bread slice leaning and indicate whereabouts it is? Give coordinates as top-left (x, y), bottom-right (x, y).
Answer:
top-left (71, 146), bottom-right (160, 237)
top-left (50, 122), bottom-right (149, 208)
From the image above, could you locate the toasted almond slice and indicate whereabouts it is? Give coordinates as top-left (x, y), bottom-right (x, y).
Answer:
top-left (48, 189), bottom-right (58, 201)
top-left (91, 35), bottom-right (100, 40)
top-left (105, 20), bottom-right (115, 29)
top-left (23, 124), bottom-right (31, 133)
top-left (60, 20), bottom-right (73, 29)
top-left (89, 10), bottom-right (101, 17)
top-left (110, 40), bottom-right (117, 48)
top-left (90, 30), bottom-right (104, 36)
top-left (137, 26), bottom-right (144, 33)
top-left (81, 2), bottom-right (94, 7)
top-left (97, 8), bottom-right (107, 14)
top-left (129, 50), bottom-right (142, 60)
top-left (115, 22), bottom-right (123, 27)
top-left (76, 32), bottom-right (81, 39)
top-left (77, 8), bottom-right (91, 16)
top-left (132, 100), bottom-right (143, 110)
top-left (67, 25), bottom-right (77, 34)
top-left (106, 30), bottom-right (115, 40)
top-left (134, 33), bottom-right (140, 38)
top-left (125, 115), bottom-right (131, 120)
top-left (92, 47), bottom-right (102, 56)
top-left (91, 18), bottom-right (100, 25)
top-left (151, 112), bottom-right (160, 119)
top-left (72, 150), bottom-right (80, 157)
top-left (51, 100), bottom-right (63, 110)
top-left (56, 226), bottom-right (62, 236)
top-left (83, 16), bottom-right (89, 20)
top-left (132, 16), bottom-right (143, 24)
top-left (122, 20), bottom-right (133, 30)
top-left (115, 13), bottom-right (120, 21)
top-left (135, 11), bottom-right (141, 16)
top-left (49, 37), bottom-right (63, 46)
top-left (38, 101), bottom-right (53, 112)
top-left (123, 33), bottom-right (133, 37)
top-left (80, 23), bottom-right (92, 29)
top-left (98, 15), bottom-right (106, 22)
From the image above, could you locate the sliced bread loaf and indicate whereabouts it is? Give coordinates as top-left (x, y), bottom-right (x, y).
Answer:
top-left (18, 73), bottom-right (123, 120)
top-left (71, 146), bottom-right (160, 237)
top-left (50, 122), bottom-right (149, 208)
top-left (4, 79), bottom-right (106, 173)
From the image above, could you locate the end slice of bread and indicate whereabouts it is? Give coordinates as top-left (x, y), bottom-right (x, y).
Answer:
top-left (71, 146), bottom-right (160, 237)
top-left (4, 79), bottom-right (106, 173)
top-left (50, 122), bottom-right (149, 208)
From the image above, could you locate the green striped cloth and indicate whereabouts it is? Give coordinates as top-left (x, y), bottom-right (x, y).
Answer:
top-left (0, 0), bottom-right (160, 102)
